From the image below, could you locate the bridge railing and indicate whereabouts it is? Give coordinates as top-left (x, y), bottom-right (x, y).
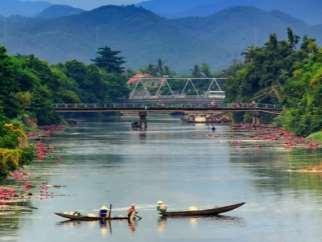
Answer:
top-left (54, 101), bottom-right (282, 111)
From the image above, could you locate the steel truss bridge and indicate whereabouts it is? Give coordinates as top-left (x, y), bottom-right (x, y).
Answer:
top-left (54, 77), bottom-right (282, 115)
top-left (129, 77), bottom-right (226, 99)
top-left (54, 101), bottom-right (282, 115)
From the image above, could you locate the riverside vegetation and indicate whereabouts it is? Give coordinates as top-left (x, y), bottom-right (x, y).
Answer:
top-left (0, 45), bottom-right (129, 177)
top-left (223, 29), bottom-right (322, 141)
top-left (0, 28), bottom-right (321, 177)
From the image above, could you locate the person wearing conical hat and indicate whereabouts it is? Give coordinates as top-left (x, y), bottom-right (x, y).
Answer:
top-left (128, 204), bottom-right (137, 220)
top-left (99, 205), bottom-right (109, 218)
top-left (156, 201), bottom-right (168, 213)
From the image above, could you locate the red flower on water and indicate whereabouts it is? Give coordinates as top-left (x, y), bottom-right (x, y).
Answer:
top-left (0, 186), bottom-right (17, 200)
top-left (23, 181), bottom-right (33, 191)
top-left (36, 142), bottom-right (47, 160)
top-left (9, 169), bottom-right (29, 181)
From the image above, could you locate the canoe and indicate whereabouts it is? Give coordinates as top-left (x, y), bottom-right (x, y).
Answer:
top-left (160, 202), bottom-right (245, 217)
top-left (55, 212), bottom-right (129, 221)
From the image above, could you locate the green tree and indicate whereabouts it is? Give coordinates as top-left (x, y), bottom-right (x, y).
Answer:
top-left (223, 29), bottom-right (322, 136)
top-left (280, 48), bottom-right (322, 135)
top-left (0, 46), bottom-right (21, 118)
top-left (200, 63), bottom-right (212, 77)
top-left (92, 46), bottom-right (125, 74)
top-left (142, 59), bottom-right (172, 77)
top-left (192, 65), bottom-right (202, 78)
top-left (224, 29), bottom-right (305, 104)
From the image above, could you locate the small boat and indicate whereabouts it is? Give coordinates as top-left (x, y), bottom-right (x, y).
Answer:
top-left (55, 212), bottom-right (130, 221)
top-left (159, 202), bottom-right (245, 217)
top-left (131, 121), bottom-right (141, 130)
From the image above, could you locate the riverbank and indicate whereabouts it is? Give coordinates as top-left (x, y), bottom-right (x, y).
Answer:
top-left (307, 131), bottom-right (322, 144)
top-left (4, 119), bottom-right (322, 242)
top-left (231, 124), bottom-right (321, 150)
top-left (0, 123), bottom-right (64, 205)
top-left (0, 124), bottom-right (63, 179)
top-left (0, 122), bottom-right (33, 178)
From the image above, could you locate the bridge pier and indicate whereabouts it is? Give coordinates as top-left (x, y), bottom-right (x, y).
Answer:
top-left (252, 112), bottom-right (261, 126)
top-left (138, 111), bottom-right (148, 130)
top-left (182, 111), bottom-right (231, 124)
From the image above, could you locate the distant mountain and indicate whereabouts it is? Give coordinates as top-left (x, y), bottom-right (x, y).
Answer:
top-left (138, 0), bottom-right (322, 24)
top-left (174, 4), bottom-right (221, 18)
top-left (0, 5), bottom-right (321, 71)
top-left (138, 0), bottom-right (215, 17)
top-left (0, 0), bottom-right (51, 17)
top-left (37, 5), bottom-right (84, 19)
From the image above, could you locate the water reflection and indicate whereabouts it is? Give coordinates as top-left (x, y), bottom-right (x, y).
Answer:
top-left (56, 219), bottom-right (137, 235)
top-left (157, 215), bottom-right (244, 233)
top-left (229, 145), bottom-right (322, 196)
top-left (139, 132), bottom-right (147, 141)
top-left (1, 117), bottom-right (322, 242)
top-left (0, 212), bottom-right (21, 241)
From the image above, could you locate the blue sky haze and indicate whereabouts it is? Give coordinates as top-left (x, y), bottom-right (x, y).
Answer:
top-left (28, 0), bottom-right (140, 9)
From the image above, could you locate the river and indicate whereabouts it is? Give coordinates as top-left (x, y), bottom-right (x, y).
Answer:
top-left (1, 116), bottom-right (322, 242)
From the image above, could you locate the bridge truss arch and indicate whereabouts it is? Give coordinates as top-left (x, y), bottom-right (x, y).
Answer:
top-left (128, 77), bottom-right (227, 100)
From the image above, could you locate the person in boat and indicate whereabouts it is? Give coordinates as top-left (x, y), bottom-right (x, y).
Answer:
top-left (99, 205), bottom-right (109, 219)
top-left (131, 121), bottom-right (140, 129)
top-left (73, 211), bottom-right (81, 216)
top-left (156, 201), bottom-right (168, 213)
top-left (127, 204), bottom-right (136, 219)
top-left (128, 204), bottom-right (137, 220)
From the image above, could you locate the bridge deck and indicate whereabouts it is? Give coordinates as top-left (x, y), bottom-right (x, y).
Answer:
top-left (54, 102), bottom-right (282, 114)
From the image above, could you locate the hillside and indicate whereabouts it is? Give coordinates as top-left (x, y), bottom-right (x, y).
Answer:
top-left (37, 5), bottom-right (84, 19)
top-left (138, 0), bottom-right (322, 24)
top-left (0, 5), bottom-right (321, 71)
top-left (0, 0), bottom-right (51, 17)
top-left (138, 0), bottom-right (215, 17)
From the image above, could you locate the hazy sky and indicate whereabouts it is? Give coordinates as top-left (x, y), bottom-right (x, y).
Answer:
top-left (28, 0), bottom-right (141, 9)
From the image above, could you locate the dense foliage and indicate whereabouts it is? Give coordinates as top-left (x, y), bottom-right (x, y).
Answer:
top-left (0, 114), bottom-right (34, 177)
top-left (224, 29), bottom-right (322, 136)
top-left (0, 45), bottom-right (129, 125)
top-left (91, 47), bottom-right (126, 74)
top-left (140, 59), bottom-right (173, 77)
top-left (281, 48), bottom-right (322, 136)
top-left (0, 45), bottom-right (129, 175)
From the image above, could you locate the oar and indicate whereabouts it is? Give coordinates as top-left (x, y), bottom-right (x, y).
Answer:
top-left (108, 204), bottom-right (112, 219)
top-left (28, 206), bottom-right (38, 210)
top-left (108, 220), bottom-right (112, 235)
top-left (135, 214), bottom-right (142, 220)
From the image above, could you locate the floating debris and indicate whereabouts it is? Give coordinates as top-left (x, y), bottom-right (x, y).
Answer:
top-left (230, 126), bottom-right (321, 150)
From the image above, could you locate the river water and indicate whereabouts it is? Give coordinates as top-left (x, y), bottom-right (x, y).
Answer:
top-left (1, 116), bottom-right (322, 242)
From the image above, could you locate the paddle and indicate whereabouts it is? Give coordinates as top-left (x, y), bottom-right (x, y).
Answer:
top-left (108, 204), bottom-right (112, 218)
top-left (28, 206), bottom-right (38, 210)
top-left (135, 214), bottom-right (142, 220)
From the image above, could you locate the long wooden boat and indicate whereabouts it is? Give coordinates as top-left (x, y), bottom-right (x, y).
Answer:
top-left (160, 202), bottom-right (245, 217)
top-left (55, 212), bottom-right (129, 221)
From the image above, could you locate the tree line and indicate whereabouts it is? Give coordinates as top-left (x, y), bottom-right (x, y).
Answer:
top-left (0, 28), bottom-right (321, 176)
top-left (222, 28), bottom-right (321, 137)
top-left (0, 45), bottom-right (130, 176)
top-left (0, 46), bottom-right (130, 125)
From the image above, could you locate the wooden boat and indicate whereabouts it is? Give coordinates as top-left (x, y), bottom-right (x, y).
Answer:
top-left (55, 212), bottom-right (130, 221)
top-left (131, 121), bottom-right (141, 130)
top-left (160, 202), bottom-right (245, 217)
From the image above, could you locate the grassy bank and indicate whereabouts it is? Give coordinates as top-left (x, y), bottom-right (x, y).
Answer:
top-left (0, 121), bottom-right (35, 179)
top-left (308, 131), bottom-right (322, 144)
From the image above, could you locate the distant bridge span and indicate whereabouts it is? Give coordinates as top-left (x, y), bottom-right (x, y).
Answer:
top-left (54, 101), bottom-right (282, 115)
